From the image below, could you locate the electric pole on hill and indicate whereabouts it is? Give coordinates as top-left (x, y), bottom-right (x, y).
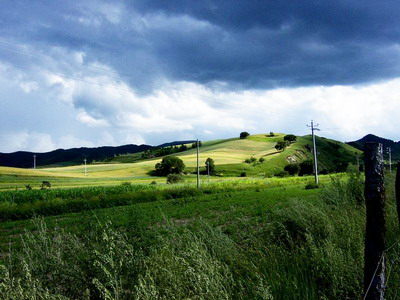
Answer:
top-left (387, 147), bottom-right (392, 172)
top-left (84, 159), bottom-right (87, 176)
top-left (197, 139), bottom-right (200, 189)
top-left (307, 120), bottom-right (320, 184)
top-left (33, 155), bottom-right (36, 170)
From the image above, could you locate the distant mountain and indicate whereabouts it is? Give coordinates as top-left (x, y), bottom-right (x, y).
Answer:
top-left (347, 134), bottom-right (400, 161)
top-left (0, 144), bottom-right (153, 168)
top-left (157, 140), bottom-right (197, 148)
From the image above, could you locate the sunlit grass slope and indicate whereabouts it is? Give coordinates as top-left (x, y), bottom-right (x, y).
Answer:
top-left (0, 133), bottom-right (361, 190)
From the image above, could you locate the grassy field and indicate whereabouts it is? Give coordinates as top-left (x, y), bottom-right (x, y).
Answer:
top-left (0, 172), bottom-right (399, 299)
top-left (0, 133), bottom-right (361, 190)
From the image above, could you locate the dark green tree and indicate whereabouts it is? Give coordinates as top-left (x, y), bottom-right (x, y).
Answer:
top-left (155, 156), bottom-right (185, 176)
top-left (240, 132), bottom-right (250, 139)
top-left (284, 164), bottom-right (299, 175)
top-left (205, 157), bottom-right (216, 175)
top-left (298, 160), bottom-right (314, 176)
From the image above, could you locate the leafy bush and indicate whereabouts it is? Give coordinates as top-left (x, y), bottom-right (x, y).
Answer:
top-left (284, 164), bottom-right (299, 175)
top-left (275, 141), bottom-right (289, 151)
top-left (305, 183), bottom-right (319, 189)
top-left (166, 174), bottom-right (185, 184)
top-left (259, 157), bottom-right (265, 163)
top-left (244, 157), bottom-right (257, 164)
top-left (275, 171), bottom-right (289, 178)
top-left (240, 172), bottom-right (247, 177)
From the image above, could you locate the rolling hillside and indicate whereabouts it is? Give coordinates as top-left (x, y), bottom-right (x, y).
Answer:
top-left (0, 133), bottom-right (361, 190)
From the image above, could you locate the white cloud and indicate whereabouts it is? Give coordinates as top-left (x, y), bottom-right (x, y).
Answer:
top-left (77, 110), bottom-right (110, 127)
top-left (0, 131), bottom-right (56, 153)
top-left (57, 135), bottom-right (95, 149)
top-left (20, 81), bottom-right (38, 93)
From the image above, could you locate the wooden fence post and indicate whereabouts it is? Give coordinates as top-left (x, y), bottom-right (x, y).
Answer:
top-left (363, 142), bottom-right (386, 300)
top-left (396, 162), bottom-right (400, 228)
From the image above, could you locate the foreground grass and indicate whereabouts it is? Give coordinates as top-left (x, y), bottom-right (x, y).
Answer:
top-left (0, 173), bottom-right (399, 299)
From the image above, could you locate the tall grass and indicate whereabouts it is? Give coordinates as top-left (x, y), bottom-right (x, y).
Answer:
top-left (1, 172), bottom-right (399, 299)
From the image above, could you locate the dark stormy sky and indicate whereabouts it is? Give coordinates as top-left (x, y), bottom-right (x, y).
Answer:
top-left (1, 0), bottom-right (399, 152)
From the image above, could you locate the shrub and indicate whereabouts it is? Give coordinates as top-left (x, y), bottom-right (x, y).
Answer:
top-left (259, 157), bottom-right (265, 163)
top-left (244, 157), bottom-right (257, 164)
top-left (166, 174), bottom-right (185, 184)
top-left (275, 171), bottom-right (289, 178)
top-left (240, 172), bottom-right (247, 177)
top-left (239, 132), bottom-right (250, 139)
top-left (275, 141), bottom-right (289, 151)
top-left (150, 181), bottom-right (157, 185)
top-left (305, 183), bottom-right (319, 189)
top-left (269, 132), bottom-right (275, 137)
top-left (284, 164), bottom-right (299, 175)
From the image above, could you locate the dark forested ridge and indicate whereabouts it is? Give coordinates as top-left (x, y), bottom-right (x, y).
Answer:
top-left (347, 134), bottom-right (400, 161)
top-left (0, 144), bottom-right (153, 168)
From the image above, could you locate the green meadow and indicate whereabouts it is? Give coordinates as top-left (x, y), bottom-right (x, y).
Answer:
top-left (0, 173), bottom-right (399, 299)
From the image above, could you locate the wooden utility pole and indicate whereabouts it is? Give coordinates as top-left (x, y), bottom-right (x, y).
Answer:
top-left (387, 147), bottom-right (392, 172)
top-left (363, 142), bottom-right (386, 300)
top-left (396, 162), bottom-right (400, 228)
top-left (307, 120), bottom-right (320, 184)
top-left (33, 155), bottom-right (36, 170)
top-left (197, 139), bottom-right (200, 189)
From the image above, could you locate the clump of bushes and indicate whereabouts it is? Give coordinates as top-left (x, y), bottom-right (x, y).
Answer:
top-left (274, 171), bottom-right (289, 178)
top-left (305, 182), bottom-right (319, 189)
top-left (275, 141), bottom-right (290, 151)
top-left (166, 174), bottom-right (185, 184)
top-left (283, 134), bottom-right (297, 143)
top-left (284, 164), bottom-right (299, 175)
top-left (244, 157), bottom-right (257, 164)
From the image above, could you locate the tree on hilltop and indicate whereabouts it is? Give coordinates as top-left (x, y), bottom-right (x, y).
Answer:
top-left (240, 132), bottom-right (250, 139)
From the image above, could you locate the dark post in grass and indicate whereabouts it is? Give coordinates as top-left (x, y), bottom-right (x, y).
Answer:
top-left (363, 142), bottom-right (386, 300)
top-left (396, 162), bottom-right (400, 228)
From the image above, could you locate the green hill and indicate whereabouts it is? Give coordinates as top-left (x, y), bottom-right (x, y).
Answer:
top-left (106, 133), bottom-right (361, 177)
top-left (0, 133), bottom-right (361, 190)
